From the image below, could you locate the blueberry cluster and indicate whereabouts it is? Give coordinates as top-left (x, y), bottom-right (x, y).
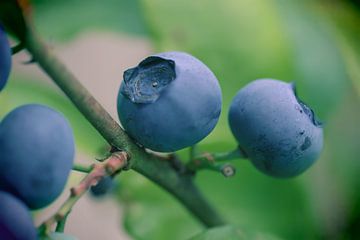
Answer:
top-left (1, 25), bottom-right (76, 235)
top-left (0, 26), bottom-right (37, 240)
top-left (0, 105), bottom-right (76, 239)
top-left (0, 26), bottom-right (78, 240)
top-left (117, 53), bottom-right (323, 177)
top-left (0, 26), bottom-right (324, 238)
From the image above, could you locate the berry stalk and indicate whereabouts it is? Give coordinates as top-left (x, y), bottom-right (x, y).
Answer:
top-left (187, 148), bottom-right (246, 176)
top-left (38, 152), bottom-right (129, 234)
top-left (72, 164), bottom-right (93, 173)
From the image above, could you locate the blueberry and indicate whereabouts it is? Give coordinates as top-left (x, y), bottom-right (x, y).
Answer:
top-left (0, 104), bottom-right (75, 209)
top-left (0, 191), bottom-right (37, 240)
top-left (90, 176), bottom-right (114, 198)
top-left (228, 79), bottom-right (323, 178)
top-left (117, 51), bottom-right (222, 152)
top-left (0, 24), bottom-right (11, 91)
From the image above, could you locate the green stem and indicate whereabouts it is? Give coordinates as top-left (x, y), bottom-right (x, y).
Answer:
top-left (39, 152), bottom-right (128, 234)
top-left (55, 212), bottom-right (69, 233)
top-left (25, 28), bottom-right (226, 227)
top-left (72, 163), bottom-right (93, 173)
top-left (208, 148), bottom-right (246, 161)
top-left (189, 145), bottom-right (197, 160)
top-left (187, 148), bottom-right (246, 172)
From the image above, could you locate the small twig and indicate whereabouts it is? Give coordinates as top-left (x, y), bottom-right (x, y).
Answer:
top-left (146, 152), bottom-right (187, 174)
top-left (72, 163), bottom-right (93, 173)
top-left (38, 151), bottom-right (129, 235)
top-left (186, 148), bottom-right (246, 177)
top-left (189, 145), bottom-right (197, 160)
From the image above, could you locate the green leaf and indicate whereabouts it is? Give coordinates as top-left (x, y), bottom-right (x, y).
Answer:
top-left (141, 0), bottom-right (350, 147)
top-left (316, 1), bottom-right (360, 99)
top-left (273, 0), bottom-right (350, 120)
top-left (118, 1), bottom-right (356, 239)
top-left (31, 0), bottom-right (148, 41)
top-left (189, 225), bottom-right (282, 240)
top-left (142, 0), bottom-right (294, 149)
top-left (302, 87), bottom-right (360, 238)
top-left (287, 2), bottom-right (360, 236)
top-left (118, 170), bottom-right (200, 240)
top-left (118, 143), bottom-right (318, 240)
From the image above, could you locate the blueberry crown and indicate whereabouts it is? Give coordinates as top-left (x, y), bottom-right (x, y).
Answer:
top-left (290, 82), bottom-right (322, 127)
top-left (121, 56), bottom-right (176, 104)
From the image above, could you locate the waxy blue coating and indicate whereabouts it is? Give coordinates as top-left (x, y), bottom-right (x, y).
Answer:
top-left (0, 104), bottom-right (75, 209)
top-left (0, 24), bottom-right (11, 91)
top-left (0, 191), bottom-right (37, 240)
top-left (117, 51), bottom-right (222, 152)
top-left (228, 79), bottom-right (323, 178)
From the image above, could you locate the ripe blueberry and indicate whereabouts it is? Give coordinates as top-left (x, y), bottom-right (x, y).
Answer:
top-left (117, 51), bottom-right (222, 152)
top-left (0, 104), bottom-right (75, 209)
top-left (228, 79), bottom-right (323, 178)
top-left (0, 24), bottom-right (11, 91)
top-left (0, 191), bottom-right (37, 240)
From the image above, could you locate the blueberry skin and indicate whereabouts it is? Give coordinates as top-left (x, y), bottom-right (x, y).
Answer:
top-left (117, 51), bottom-right (222, 152)
top-left (90, 176), bottom-right (114, 197)
top-left (0, 104), bottom-right (75, 209)
top-left (228, 79), bottom-right (323, 178)
top-left (0, 191), bottom-right (37, 240)
top-left (0, 24), bottom-right (11, 91)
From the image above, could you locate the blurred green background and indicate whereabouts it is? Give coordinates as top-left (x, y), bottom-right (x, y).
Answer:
top-left (1, 0), bottom-right (360, 239)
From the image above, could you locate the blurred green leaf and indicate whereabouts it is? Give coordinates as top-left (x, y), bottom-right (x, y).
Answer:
top-left (315, 0), bottom-right (360, 98)
top-left (118, 144), bottom-right (318, 240)
top-left (2, 1), bottom-right (355, 239)
top-left (303, 88), bottom-right (360, 239)
top-left (141, 0), bottom-right (350, 150)
top-left (190, 226), bottom-right (243, 240)
top-left (118, 170), bottom-right (201, 240)
top-left (30, 0), bottom-right (148, 41)
top-left (290, 2), bottom-right (360, 237)
top-left (142, 0), bottom-right (295, 149)
top-left (274, 0), bottom-right (350, 119)
top-left (118, 0), bottom-right (357, 239)
top-left (189, 225), bottom-right (282, 240)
